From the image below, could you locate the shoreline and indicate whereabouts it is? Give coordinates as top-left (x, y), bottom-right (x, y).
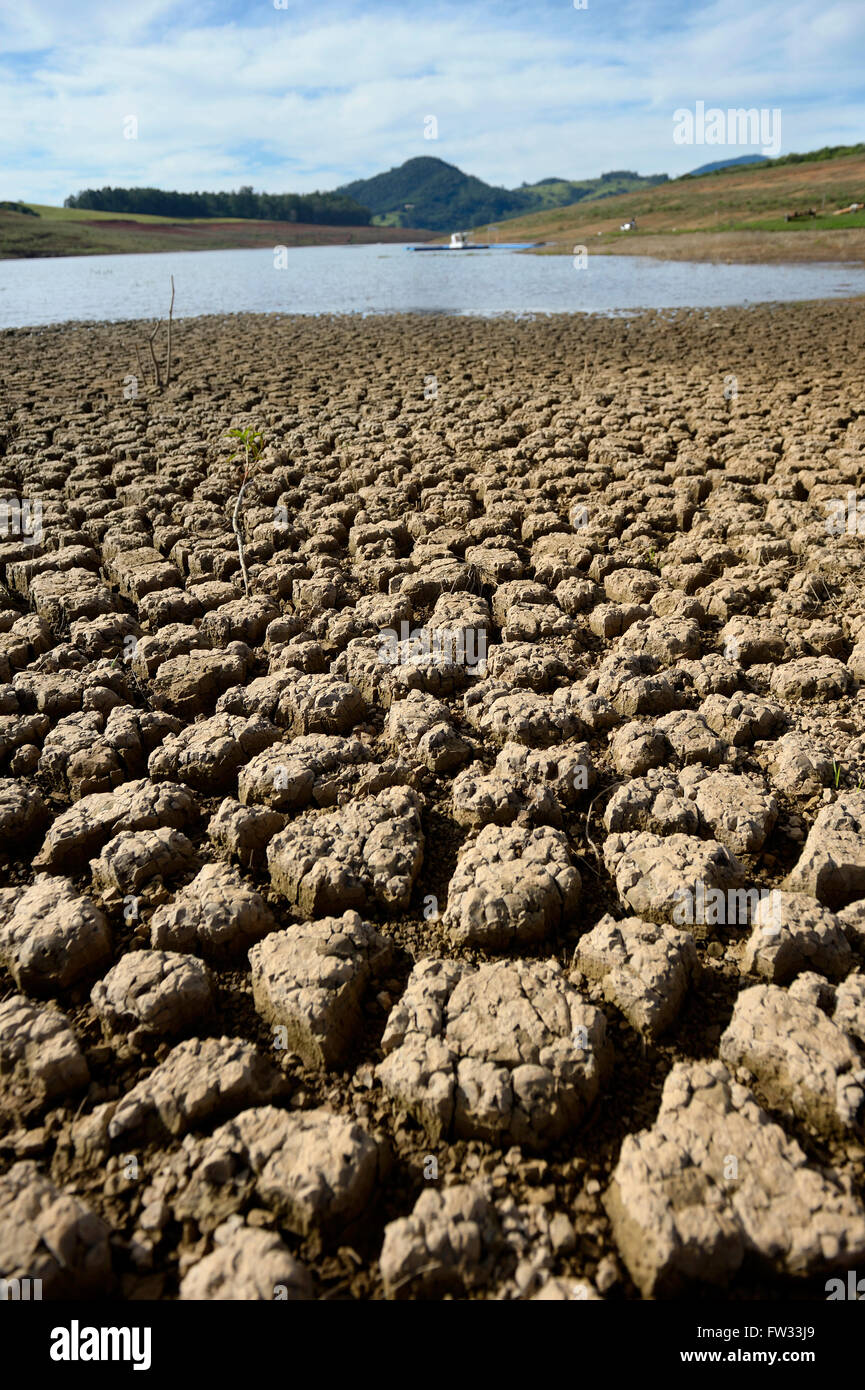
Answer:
top-left (0, 214), bottom-right (435, 262)
top-left (3, 293), bottom-right (865, 337)
top-left (526, 227), bottom-right (865, 266)
top-left (4, 226), bottom-right (865, 269)
top-left (0, 234), bottom-right (420, 263)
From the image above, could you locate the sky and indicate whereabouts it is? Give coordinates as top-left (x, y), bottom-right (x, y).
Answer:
top-left (2, 0), bottom-right (864, 205)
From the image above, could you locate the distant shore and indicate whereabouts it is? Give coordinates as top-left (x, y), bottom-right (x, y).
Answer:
top-left (0, 207), bottom-right (436, 260)
top-left (485, 148), bottom-right (865, 268)
top-left (528, 226), bottom-right (865, 266)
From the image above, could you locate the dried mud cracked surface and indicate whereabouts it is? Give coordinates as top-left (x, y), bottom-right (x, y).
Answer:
top-left (1, 300), bottom-right (865, 1301)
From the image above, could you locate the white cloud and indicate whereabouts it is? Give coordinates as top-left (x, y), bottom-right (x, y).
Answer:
top-left (1, 0), bottom-right (862, 204)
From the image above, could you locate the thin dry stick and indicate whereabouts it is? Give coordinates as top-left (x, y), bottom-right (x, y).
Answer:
top-left (133, 344), bottom-right (146, 389)
top-left (147, 319), bottom-right (163, 389)
top-left (232, 458), bottom-right (252, 595)
top-left (584, 780), bottom-right (623, 865)
top-left (165, 275), bottom-right (175, 385)
top-left (579, 351), bottom-right (598, 405)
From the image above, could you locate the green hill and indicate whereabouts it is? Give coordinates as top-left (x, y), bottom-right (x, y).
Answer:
top-left (518, 168), bottom-right (669, 209)
top-left (338, 157), bottom-right (668, 231)
top-left (338, 157), bottom-right (534, 231)
top-left (685, 155), bottom-right (767, 177)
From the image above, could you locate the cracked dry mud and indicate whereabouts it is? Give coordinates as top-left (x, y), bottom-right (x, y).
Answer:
top-left (1, 300), bottom-right (865, 1302)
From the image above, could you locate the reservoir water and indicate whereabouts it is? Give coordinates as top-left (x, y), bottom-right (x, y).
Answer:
top-left (1, 241), bottom-right (864, 328)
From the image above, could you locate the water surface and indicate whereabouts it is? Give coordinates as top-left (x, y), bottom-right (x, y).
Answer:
top-left (1, 242), bottom-right (863, 328)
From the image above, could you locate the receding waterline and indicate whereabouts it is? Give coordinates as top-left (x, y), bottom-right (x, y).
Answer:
top-left (1, 242), bottom-right (864, 328)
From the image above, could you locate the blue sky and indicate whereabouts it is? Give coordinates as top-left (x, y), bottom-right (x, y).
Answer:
top-left (2, 0), bottom-right (863, 205)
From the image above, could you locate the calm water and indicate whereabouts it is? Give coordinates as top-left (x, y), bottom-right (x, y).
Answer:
top-left (1, 242), bottom-right (864, 328)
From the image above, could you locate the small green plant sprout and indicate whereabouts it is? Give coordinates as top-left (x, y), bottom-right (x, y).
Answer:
top-left (226, 427), bottom-right (265, 596)
top-left (832, 758), bottom-right (842, 789)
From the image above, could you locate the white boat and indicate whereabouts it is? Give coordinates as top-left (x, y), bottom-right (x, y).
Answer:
top-left (406, 230), bottom-right (543, 252)
top-left (408, 229), bottom-right (490, 251)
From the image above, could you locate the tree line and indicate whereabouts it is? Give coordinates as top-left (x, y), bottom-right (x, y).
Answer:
top-left (64, 185), bottom-right (372, 225)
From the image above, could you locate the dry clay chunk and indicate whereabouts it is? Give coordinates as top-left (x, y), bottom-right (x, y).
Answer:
top-left (150, 862), bottom-right (276, 958)
top-left (603, 772), bottom-right (698, 837)
top-left (596, 654), bottom-right (678, 719)
top-left (741, 890), bottom-right (852, 984)
top-left (267, 787), bottom-right (424, 915)
top-left (33, 778), bottom-right (196, 873)
top-left (682, 767), bottom-right (778, 856)
top-left (609, 722), bottom-right (668, 778)
top-left (0, 1161), bottom-right (112, 1297)
top-left (770, 656), bottom-right (852, 702)
top-left (834, 974), bottom-right (865, 1045)
top-left (108, 1036), bottom-right (284, 1142)
top-left (148, 713), bottom-right (282, 792)
top-left (249, 912), bottom-right (392, 1068)
top-left (200, 596), bottom-right (278, 646)
top-left (336, 635), bottom-right (470, 708)
top-left (763, 732), bottom-right (833, 796)
top-left (719, 985), bottom-right (865, 1136)
top-left (0, 876), bottom-right (111, 994)
top-left (179, 1225), bottom-right (312, 1301)
top-left (380, 1183), bottom-right (506, 1299)
top-left (277, 673), bottom-right (366, 735)
top-left (380, 1180), bottom-right (579, 1301)
top-left (452, 742), bottom-right (593, 829)
top-left (574, 914), bottom-right (699, 1037)
top-left (464, 681), bottom-right (615, 747)
top-left (482, 641), bottom-right (568, 691)
top-left (700, 692), bottom-right (782, 746)
top-left (385, 691), bottom-right (472, 774)
top-left (783, 792), bottom-right (865, 908)
top-left (238, 734), bottom-right (369, 812)
top-left (91, 950), bottom-right (214, 1046)
top-left (207, 798), bottom-right (285, 869)
top-left (604, 1060), bottom-right (865, 1297)
top-left (151, 646), bottom-right (250, 718)
top-left (378, 958), bottom-right (610, 1148)
top-left (655, 710), bottom-right (724, 766)
top-left (0, 777), bottom-right (48, 840)
top-left (183, 1105), bottom-right (381, 1241)
top-left (0, 996), bottom-right (89, 1113)
top-left (604, 832), bottom-right (744, 931)
top-left (443, 824), bottom-right (580, 949)
top-left (39, 712), bottom-right (125, 800)
top-left (90, 827), bottom-right (198, 907)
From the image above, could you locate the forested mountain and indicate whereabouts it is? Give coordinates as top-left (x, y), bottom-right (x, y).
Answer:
top-left (338, 157), bottom-right (534, 230)
top-left (338, 157), bottom-right (668, 229)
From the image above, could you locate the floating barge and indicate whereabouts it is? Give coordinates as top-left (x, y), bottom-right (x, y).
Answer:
top-left (407, 231), bottom-right (543, 252)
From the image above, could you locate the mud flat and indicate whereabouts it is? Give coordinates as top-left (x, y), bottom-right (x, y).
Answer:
top-left (1, 300), bottom-right (865, 1301)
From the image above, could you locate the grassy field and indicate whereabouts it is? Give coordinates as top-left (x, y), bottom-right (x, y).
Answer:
top-left (5, 147), bottom-right (864, 262)
top-left (731, 210), bottom-right (865, 232)
top-left (0, 203), bottom-right (435, 259)
top-left (470, 148), bottom-right (865, 263)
